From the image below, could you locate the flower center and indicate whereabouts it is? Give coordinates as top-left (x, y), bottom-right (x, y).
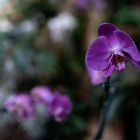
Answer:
top-left (111, 55), bottom-right (127, 71)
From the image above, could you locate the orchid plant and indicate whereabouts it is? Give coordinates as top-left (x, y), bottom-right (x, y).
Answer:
top-left (85, 23), bottom-right (140, 140)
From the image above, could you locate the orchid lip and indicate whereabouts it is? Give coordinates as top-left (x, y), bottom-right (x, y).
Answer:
top-left (111, 54), bottom-right (127, 71)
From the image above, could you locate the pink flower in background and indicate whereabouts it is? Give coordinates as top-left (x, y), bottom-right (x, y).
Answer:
top-left (74, 0), bottom-right (106, 11)
top-left (87, 67), bottom-right (106, 85)
top-left (75, 0), bottom-right (89, 10)
top-left (4, 94), bottom-right (33, 119)
top-left (31, 86), bottom-right (72, 122)
top-left (31, 86), bottom-right (54, 105)
top-left (48, 93), bottom-right (72, 122)
top-left (4, 95), bottom-right (17, 112)
top-left (4, 87), bottom-right (73, 122)
top-left (92, 0), bottom-right (106, 11)
top-left (86, 23), bottom-right (140, 77)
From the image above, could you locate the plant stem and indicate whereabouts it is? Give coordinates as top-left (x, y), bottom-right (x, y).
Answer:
top-left (104, 77), bottom-right (110, 98)
top-left (94, 77), bottom-right (114, 140)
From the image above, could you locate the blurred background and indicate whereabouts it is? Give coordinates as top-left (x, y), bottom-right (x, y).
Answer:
top-left (0, 0), bottom-right (140, 140)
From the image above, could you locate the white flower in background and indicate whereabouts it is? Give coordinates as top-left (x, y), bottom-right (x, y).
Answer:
top-left (0, 0), bottom-right (9, 10)
top-left (18, 20), bottom-right (37, 33)
top-left (47, 12), bottom-right (77, 42)
top-left (0, 19), bottom-right (14, 32)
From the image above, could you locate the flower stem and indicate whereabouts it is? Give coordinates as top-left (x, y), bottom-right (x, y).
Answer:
top-left (104, 77), bottom-right (110, 98)
top-left (94, 77), bottom-right (114, 140)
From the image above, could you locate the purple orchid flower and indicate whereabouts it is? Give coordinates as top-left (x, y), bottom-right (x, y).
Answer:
top-left (31, 86), bottom-right (54, 105)
top-left (4, 94), bottom-right (33, 119)
top-left (48, 93), bottom-right (72, 122)
top-left (86, 23), bottom-right (140, 77)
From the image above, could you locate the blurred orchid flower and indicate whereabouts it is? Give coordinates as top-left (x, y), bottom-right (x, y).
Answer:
top-left (48, 93), bottom-right (72, 122)
top-left (74, 0), bottom-right (106, 11)
top-left (4, 94), bottom-right (33, 119)
top-left (31, 86), bottom-right (54, 105)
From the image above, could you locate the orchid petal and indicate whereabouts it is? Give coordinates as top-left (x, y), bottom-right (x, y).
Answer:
top-left (87, 67), bottom-right (106, 85)
top-left (86, 36), bottom-right (111, 70)
top-left (98, 23), bottom-right (119, 45)
top-left (103, 65), bottom-right (115, 77)
top-left (98, 23), bottom-right (118, 36)
top-left (115, 30), bottom-right (140, 68)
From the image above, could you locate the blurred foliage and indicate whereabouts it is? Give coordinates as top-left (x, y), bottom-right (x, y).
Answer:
top-left (114, 6), bottom-right (140, 25)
